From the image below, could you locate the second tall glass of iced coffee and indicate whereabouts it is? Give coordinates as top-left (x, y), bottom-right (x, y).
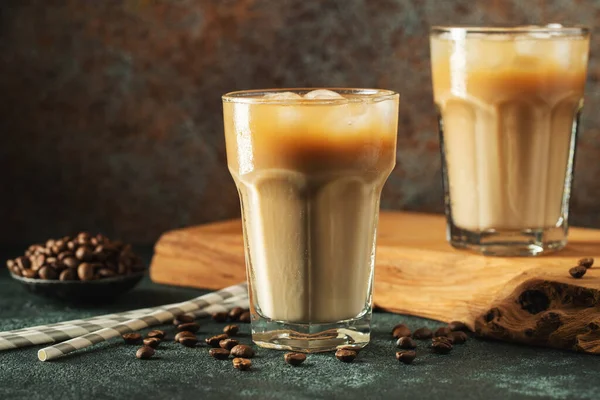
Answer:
top-left (431, 26), bottom-right (590, 256)
top-left (223, 89), bottom-right (398, 352)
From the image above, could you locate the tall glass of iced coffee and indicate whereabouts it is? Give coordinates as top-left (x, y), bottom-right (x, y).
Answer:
top-left (222, 89), bottom-right (398, 352)
top-left (431, 25), bottom-right (590, 256)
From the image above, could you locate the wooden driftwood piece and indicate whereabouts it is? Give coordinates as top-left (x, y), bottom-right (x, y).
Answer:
top-left (150, 212), bottom-right (600, 354)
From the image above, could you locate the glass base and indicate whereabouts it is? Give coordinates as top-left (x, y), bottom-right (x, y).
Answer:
top-left (251, 311), bottom-right (371, 353)
top-left (448, 223), bottom-right (567, 256)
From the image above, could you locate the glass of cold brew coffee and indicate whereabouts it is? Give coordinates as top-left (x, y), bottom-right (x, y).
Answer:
top-left (222, 89), bottom-right (398, 352)
top-left (431, 25), bottom-right (590, 256)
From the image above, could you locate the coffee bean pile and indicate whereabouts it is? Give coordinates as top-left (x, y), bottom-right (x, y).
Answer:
top-left (569, 257), bottom-right (594, 279)
top-left (389, 320), bottom-right (470, 364)
top-left (6, 233), bottom-right (145, 281)
top-left (123, 309), bottom-right (256, 371)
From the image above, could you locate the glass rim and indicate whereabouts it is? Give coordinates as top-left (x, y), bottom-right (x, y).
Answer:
top-left (431, 24), bottom-right (590, 37)
top-left (222, 88), bottom-right (398, 104)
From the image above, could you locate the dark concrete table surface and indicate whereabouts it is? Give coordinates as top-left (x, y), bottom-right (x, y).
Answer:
top-left (0, 246), bottom-right (598, 400)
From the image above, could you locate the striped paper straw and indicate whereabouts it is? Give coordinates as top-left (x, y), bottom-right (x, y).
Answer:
top-left (38, 282), bottom-right (247, 361)
top-left (0, 293), bottom-right (248, 351)
top-left (1, 286), bottom-right (249, 338)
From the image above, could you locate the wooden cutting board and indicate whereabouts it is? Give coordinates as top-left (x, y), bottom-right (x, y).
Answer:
top-left (150, 212), bottom-right (600, 354)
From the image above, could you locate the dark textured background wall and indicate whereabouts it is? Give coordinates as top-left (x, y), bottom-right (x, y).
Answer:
top-left (1, 0), bottom-right (599, 244)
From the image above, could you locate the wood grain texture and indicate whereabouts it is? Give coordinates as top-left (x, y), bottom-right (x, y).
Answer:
top-left (150, 212), bottom-right (600, 354)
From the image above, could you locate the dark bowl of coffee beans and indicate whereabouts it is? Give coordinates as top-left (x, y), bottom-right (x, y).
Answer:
top-left (6, 232), bottom-right (147, 302)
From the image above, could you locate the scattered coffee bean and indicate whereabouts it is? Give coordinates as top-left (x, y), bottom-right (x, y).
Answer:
top-left (412, 327), bottom-right (433, 340)
top-left (448, 331), bottom-right (468, 345)
top-left (239, 311), bottom-right (251, 323)
top-left (338, 345), bottom-right (362, 353)
top-left (396, 336), bottom-right (417, 349)
top-left (579, 258), bottom-right (594, 269)
top-left (569, 265), bottom-right (587, 279)
top-left (180, 336), bottom-right (198, 347)
top-left (212, 312), bottom-right (229, 323)
top-left (219, 338), bottom-right (239, 351)
top-left (146, 330), bottom-right (166, 340)
top-left (143, 338), bottom-right (160, 349)
top-left (136, 346), bottom-right (155, 359)
top-left (205, 334), bottom-right (229, 348)
top-left (175, 331), bottom-right (196, 343)
top-left (229, 307), bottom-right (245, 321)
top-left (122, 333), bottom-right (142, 345)
top-left (434, 326), bottom-right (452, 337)
top-left (335, 349), bottom-right (357, 363)
top-left (448, 321), bottom-right (469, 332)
top-left (284, 352), bottom-right (307, 366)
top-left (209, 348), bottom-right (230, 360)
top-left (173, 315), bottom-right (195, 326)
top-left (232, 357), bottom-right (252, 371)
top-left (391, 324), bottom-right (411, 339)
top-left (177, 322), bottom-right (200, 333)
top-left (396, 350), bottom-right (416, 365)
top-left (59, 269), bottom-right (77, 281)
top-left (223, 324), bottom-right (240, 336)
top-left (38, 266), bottom-right (58, 280)
top-left (230, 344), bottom-right (255, 358)
top-left (432, 336), bottom-right (453, 354)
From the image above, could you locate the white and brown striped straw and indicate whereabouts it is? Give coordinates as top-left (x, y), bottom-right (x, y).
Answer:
top-left (0, 291), bottom-right (248, 351)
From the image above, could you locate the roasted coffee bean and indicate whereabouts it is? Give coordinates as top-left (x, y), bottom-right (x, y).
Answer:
top-left (173, 315), bottom-right (195, 326)
top-left (579, 258), bottom-right (594, 269)
top-left (45, 257), bottom-right (57, 265)
top-left (219, 338), bottom-right (239, 351)
top-left (32, 254), bottom-right (46, 270)
top-left (77, 262), bottom-right (95, 281)
top-left (22, 269), bottom-right (38, 279)
top-left (239, 311), bottom-right (251, 323)
top-left (223, 324), bottom-right (240, 335)
top-left (396, 336), bottom-right (417, 349)
top-left (391, 324), bottom-right (411, 339)
top-left (77, 231), bottom-right (91, 242)
top-left (97, 268), bottom-right (116, 278)
top-left (228, 307), bottom-right (245, 321)
top-left (10, 265), bottom-right (22, 276)
top-left (205, 334), bottom-right (229, 348)
top-left (230, 344), bottom-right (255, 358)
top-left (136, 346), bottom-right (155, 359)
top-left (284, 352), bottom-right (306, 366)
top-left (432, 337), bottom-right (453, 354)
top-left (448, 321), bottom-right (469, 332)
top-left (57, 251), bottom-right (73, 261)
top-left (45, 239), bottom-right (56, 250)
top-left (143, 338), bottom-right (160, 349)
top-left (412, 327), bottom-right (433, 340)
top-left (62, 257), bottom-right (78, 269)
top-left (75, 246), bottom-right (93, 261)
top-left (6, 259), bottom-right (15, 269)
top-left (179, 336), bottom-right (198, 347)
top-left (396, 350), bottom-right (416, 365)
top-left (434, 326), bottom-right (452, 337)
top-left (67, 241), bottom-right (76, 251)
top-left (448, 331), bottom-right (468, 345)
top-left (122, 333), bottom-right (142, 344)
top-left (212, 312), bottom-right (229, 322)
top-left (569, 265), bottom-right (587, 279)
top-left (177, 322), bottom-right (200, 333)
top-left (93, 246), bottom-right (107, 261)
top-left (38, 266), bottom-right (58, 280)
top-left (209, 348), bottom-right (230, 360)
top-left (59, 268), bottom-right (77, 281)
top-left (232, 357), bottom-right (252, 371)
top-left (338, 345), bottom-right (362, 353)
top-left (146, 330), bottom-right (166, 340)
top-left (335, 349), bottom-right (357, 363)
top-left (117, 262), bottom-right (128, 275)
top-left (15, 256), bottom-right (31, 270)
top-left (175, 331), bottom-right (196, 343)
